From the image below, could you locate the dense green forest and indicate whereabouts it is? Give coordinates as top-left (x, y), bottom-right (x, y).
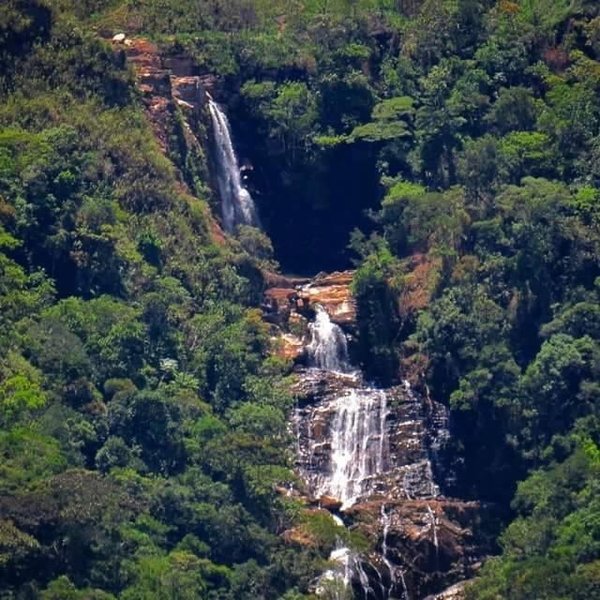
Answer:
top-left (1, 0), bottom-right (599, 598)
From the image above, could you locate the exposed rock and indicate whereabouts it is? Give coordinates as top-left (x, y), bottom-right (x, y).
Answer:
top-left (112, 33), bottom-right (126, 43)
top-left (163, 55), bottom-right (195, 76)
top-left (316, 495), bottom-right (343, 512)
top-left (171, 75), bottom-right (206, 111)
top-left (271, 333), bottom-right (305, 361)
top-left (356, 499), bottom-right (484, 590)
top-left (297, 270), bottom-right (356, 325)
top-left (263, 286), bottom-right (299, 324)
top-left (119, 38), bottom-right (227, 246)
top-left (263, 270), bottom-right (355, 332)
top-left (262, 271), bottom-right (310, 289)
top-left (123, 39), bottom-right (173, 153)
top-left (263, 270), bottom-right (356, 368)
top-left (287, 355), bottom-right (485, 599)
top-left (291, 370), bottom-right (451, 504)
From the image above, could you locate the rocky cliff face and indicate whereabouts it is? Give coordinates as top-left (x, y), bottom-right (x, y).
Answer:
top-left (264, 270), bottom-right (356, 362)
top-left (115, 37), bottom-right (221, 214)
top-left (267, 273), bottom-right (489, 599)
top-left (292, 371), bottom-right (444, 504)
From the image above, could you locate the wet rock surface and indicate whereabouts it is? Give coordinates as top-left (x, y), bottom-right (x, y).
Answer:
top-left (269, 273), bottom-right (490, 599)
top-left (291, 369), bottom-right (445, 504)
top-left (349, 499), bottom-right (485, 599)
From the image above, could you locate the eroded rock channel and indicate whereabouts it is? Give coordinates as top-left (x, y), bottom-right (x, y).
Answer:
top-left (265, 273), bottom-right (489, 600)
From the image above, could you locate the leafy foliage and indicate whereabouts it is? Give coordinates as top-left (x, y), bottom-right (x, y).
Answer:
top-left (1, 0), bottom-right (600, 598)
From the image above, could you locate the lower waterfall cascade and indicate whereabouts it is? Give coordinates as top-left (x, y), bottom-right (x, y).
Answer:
top-left (281, 296), bottom-right (486, 600)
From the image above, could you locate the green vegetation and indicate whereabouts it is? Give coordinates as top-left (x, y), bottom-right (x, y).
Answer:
top-left (0, 1), bottom-right (338, 598)
top-left (1, 0), bottom-right (600, 598)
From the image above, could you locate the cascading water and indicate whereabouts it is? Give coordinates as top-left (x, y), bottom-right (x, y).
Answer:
top-left (207, 96), bottom-right (259, 232)
top-left (320, 388), bottom-right (389, 509)
top-left (381, 505), bottom-right (395, 594)
top-left (307, 305), bottom-right (351, 372)
top-left (294, 304), bottom-right (452, 599)
top-left (303, 305), bottom-right (389, 507)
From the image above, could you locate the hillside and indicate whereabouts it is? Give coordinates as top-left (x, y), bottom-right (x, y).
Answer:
top-left (1, 1), bottom-right (599, 599)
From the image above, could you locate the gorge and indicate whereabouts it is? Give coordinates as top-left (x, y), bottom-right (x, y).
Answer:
top-left (191, 77), bottom-right (488, 599)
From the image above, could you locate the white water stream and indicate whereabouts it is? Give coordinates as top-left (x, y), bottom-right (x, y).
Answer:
top-left (319, 387), bottom-right (389, 509)
top-left (207, 96), bottom-right (259, 232)
top-left (302, 307), bottom-right (445, 599)
top-left (307, 305), bottom-right (351, 372)
top-left (306, 307), bottom-right (391, 597)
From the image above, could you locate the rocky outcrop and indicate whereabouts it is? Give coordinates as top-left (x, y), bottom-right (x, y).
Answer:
top-left (113, 36), bottom-right (228, 245)
top-left (292, 370), bottom-right (449, 504)
top-left (348, 499), bottom-right (484, 599)
top-left (171, 75), bottom-right (206, 110)
top-left (264, 270), bottom-right (355, 328)
top-left (272, 332), bottom-right (305, 361)
top-left (114, 36), bottom-right (212, 184)
top-left (288, 363), bottom-right (488, 598)
top-left (117, 38), bottom-right (173, 152)
top-left (264, 270), bottom-right (356, 362)
top-left (297, 271), bottom-right (356, 325)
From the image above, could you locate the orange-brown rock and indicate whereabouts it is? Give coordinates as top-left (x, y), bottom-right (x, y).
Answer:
top-left (262, 271), bottom-right (310, 289)
top-left (271, 333), bottom-right (305, 361)
top-left (120, 38), bottom-right (175, 153)
top-left (297, 270), bottom-right (356, 325)
top-left (264, 287), bottom-right (299, 314)
top-left (115, 38), bottom-right (228, 247)
top-left (171, 75), bottom-right (206, 110)
top-left (263, 270), bottom-right (355, 337)
top-left (316, 495), bottom-right (343, 512)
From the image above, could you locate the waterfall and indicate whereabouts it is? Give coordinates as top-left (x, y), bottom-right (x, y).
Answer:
top-left (307, 305), bottom-right (350, 372)
top-left (207, 96), bottom-right (259, 233)
top-left (381, 505), bottom-right (395, 595)
top-left (317, 545), bottom-right (373, 600)
top-left (318, 388), bottom-right (389, 509)
top-left (295, 304), bottom-right (449, 599)
top-left (427, 504), bottom-right (439, 552)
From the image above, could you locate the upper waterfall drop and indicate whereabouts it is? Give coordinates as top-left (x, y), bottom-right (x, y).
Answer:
top-left (207, 95), bottom-right (259, 233)
top-left (307, 305), bottom-right (350, 372)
